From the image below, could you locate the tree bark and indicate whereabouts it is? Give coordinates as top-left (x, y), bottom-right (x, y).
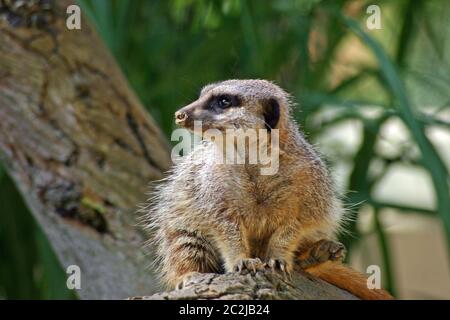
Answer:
top-left (0, 0), bottom-right (171, 299)
top-left (0, 0), bottom-right (357, 300)
top-left (129, 271), bottom-right (357, 300)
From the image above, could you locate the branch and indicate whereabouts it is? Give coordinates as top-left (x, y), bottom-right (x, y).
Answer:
top-left (129, 271), bottom-right (358, 300)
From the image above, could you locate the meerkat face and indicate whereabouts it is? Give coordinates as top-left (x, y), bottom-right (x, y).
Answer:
top-left (174, 79), bottom-right (289, 133)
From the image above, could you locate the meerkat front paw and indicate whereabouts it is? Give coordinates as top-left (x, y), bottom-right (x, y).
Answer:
top-left (310, 239), bottom-right (346, 263)
top-left (298, 239), bottom-right (347, 269)
top-left (232, 258), bottom-right (266, 274)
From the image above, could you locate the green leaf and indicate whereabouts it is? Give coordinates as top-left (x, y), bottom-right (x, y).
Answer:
top-left (340, 15), bottom-right (450, 256)
top-left (373, 208), bottom-right (396, 296)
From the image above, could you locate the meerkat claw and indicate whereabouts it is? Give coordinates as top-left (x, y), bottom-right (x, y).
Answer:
top-left (266, 258), bottom-right (291, 278)
top-left (233, 258), bottom-right (265, 274)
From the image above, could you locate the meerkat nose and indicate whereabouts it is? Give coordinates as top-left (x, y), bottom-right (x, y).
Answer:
top-left (175, 111), bottom-right (188, 124)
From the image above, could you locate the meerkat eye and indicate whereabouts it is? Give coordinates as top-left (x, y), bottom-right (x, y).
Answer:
top-left (217, 96), bottom-right (232, 108)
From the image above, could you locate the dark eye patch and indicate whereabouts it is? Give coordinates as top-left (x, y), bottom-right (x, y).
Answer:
top-left (206, 94), bottom-right (240, 112)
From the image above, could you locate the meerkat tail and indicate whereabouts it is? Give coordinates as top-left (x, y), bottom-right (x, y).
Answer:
top-left (304, 261), bottom-right (394, 300)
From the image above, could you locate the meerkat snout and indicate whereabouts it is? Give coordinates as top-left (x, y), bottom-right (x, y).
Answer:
top-left (175, 110), bottom-right (188, 124)
top-left (174, 100), bottom-right (202, 129)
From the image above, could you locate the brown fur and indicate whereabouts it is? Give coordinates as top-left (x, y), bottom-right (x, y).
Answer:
top-left (145, 79), bottom-right (392, 299)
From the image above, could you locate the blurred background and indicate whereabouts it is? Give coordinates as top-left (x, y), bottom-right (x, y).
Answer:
top-left (1, 0), bottom-right (449, 299)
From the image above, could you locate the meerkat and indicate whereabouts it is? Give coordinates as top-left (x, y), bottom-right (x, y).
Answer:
top-left (146, 79), bottom-right (392, 300)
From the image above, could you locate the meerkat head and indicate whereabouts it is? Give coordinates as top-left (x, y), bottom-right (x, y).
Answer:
top-left (174, 79), bottom-right (292, 133)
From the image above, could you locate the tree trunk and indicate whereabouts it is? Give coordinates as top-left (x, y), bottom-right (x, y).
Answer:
top-left (0, 0), bottom-right (357, 300)
top-left (0, 0), bottom-right (171, 299)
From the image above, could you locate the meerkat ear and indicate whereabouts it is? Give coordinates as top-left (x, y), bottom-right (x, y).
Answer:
top-left (262, 98), bottom-right (280, 131)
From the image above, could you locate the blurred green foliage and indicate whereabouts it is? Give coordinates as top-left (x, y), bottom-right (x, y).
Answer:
top-left (1, 0), bottom-right (449, 298)
top-left (0, 168), bottom-right (74, 299)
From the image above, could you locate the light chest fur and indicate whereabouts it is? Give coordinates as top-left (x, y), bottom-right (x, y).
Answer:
top-left (173, 141), bottom-right (326, 258)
